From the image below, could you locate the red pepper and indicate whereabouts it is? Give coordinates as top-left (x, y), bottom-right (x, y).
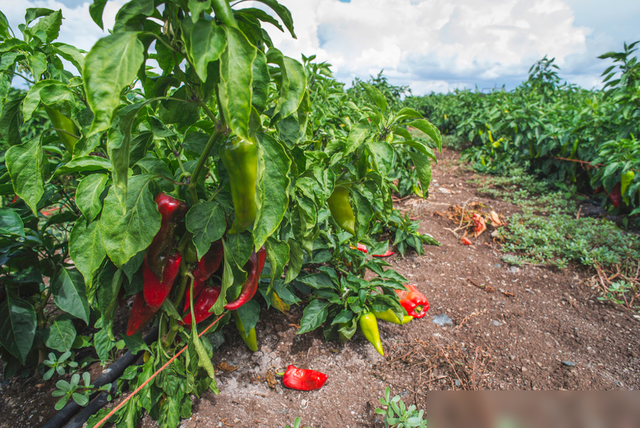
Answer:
top-left (461, 237), bottom-right (472, 245)
top-left (195, 240), bottom-right (224, 281)
top-left (223, 246), bottom-right (267, 311)
top-left (608, 183), bottom-right (621, 208)
top-left (143, 252), bottom-right (182, 310)
top-left (146, 193), bottom-right (187, 281)
top-left (395, 284), bottom-right (429, 319)
top-left (180, 285), bottom-right (221, 325)
top-left (126, 291), bottom-right (158, 336)
top-left (352, 243), bottom-right (395, 257)
top-left (282, 365), bottom-right (328, 391)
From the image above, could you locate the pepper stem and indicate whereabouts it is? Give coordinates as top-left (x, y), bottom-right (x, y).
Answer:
top-left (189, 130), bottom-right (222, 204)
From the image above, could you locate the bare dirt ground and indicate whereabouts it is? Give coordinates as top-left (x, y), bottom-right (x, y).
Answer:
top-left (2, 148), bottom-right (639, 428)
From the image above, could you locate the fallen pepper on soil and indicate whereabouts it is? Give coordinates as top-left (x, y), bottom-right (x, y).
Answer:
top-left (282, 365), bottom-right (328, 391)
top-left (461, 237), bottom-right (472, 245)
top-left (395, 284), bottom-right (429, 319)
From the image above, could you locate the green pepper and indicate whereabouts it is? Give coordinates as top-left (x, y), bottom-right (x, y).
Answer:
top-left (359, 312), bottom-right (384, 356)
top-left (44, 105), bottom-right (79, 153)
top-left (373, 309), bottom-right (413, 325)
top-left (233, 311), bottom-right (258, 352)
top-left (621, 170), bottom-right (635, 196)
top-left (221, 137), bottom-right (258, 234)
top-left (327, 186), bottom-right (355, 235)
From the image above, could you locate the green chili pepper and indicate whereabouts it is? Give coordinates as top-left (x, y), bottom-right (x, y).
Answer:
top-left (221, 137), bottom-right (258, 234)
top-left (233, 311), bottom-right (258, 352)
top-left (44, 105), bottom-right (79, 153)
top-left (373, 309), bottom-right (413, 325)
top-left (327, 186), bottom-right (355, 235)
top-left (359, 312), bottom-right (384, 356)
top-left (621, 170), bottom-right (635, 196)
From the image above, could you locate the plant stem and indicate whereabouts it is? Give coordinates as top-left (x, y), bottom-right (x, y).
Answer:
top-left (188, 130), bottom-right (222, 203)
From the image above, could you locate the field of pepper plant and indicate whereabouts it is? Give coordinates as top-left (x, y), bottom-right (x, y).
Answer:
top-left (1, 1), bottom-right (640, 427)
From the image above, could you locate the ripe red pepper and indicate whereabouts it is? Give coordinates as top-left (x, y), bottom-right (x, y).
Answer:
top-left (195, 240), bottom-right (224, 281)
top-left (143, 252), bottom-right (182, 310)
top-left (609, 183), bottom-right (621, 208)
top-left (461, 237), bottom-right (472, 245)
top-left (395, 284), bottom-right (429, 319)
top-left (282, 365), bottom-right (328, 391)
top-left (352, 243), bottom-right (395, 257)
top-left (223, 246), bottom-right (267, 311)
top-left (180, 285), bottom-right (221, 325)
top-left (127, 291), bottom-right (158, 336)
top-left (146, 193), bottom-right (187, 281)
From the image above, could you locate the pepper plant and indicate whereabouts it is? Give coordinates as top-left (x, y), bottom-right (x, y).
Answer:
top-left (0, 1), bottom-right (440, 425)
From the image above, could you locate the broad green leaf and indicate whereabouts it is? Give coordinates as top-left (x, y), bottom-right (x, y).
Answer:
top-left (367, 140), bottom-right (394, 177)
top-left (409, 119), bottom-right (442, 151)
top-left (252, 0), bottom-right (296, 37)
top-left (99, 174), bottom-right (161, 268)
top-left (5, 137), bottom-right (44, 215)
top-left (297, 273), bottom-right (334, 290)
top-left (393, 107), bottom-right (423, 123)
top-left (251, 50), bottom-right (269, 113)
top-left (188, 0), bottom-right (211, 23)
top-left (297, 300), bottom-right (330, 334)
top-left (53, 155), bottom-right (112, 177)
top-left (30, 9), bottom-right (62, 43)
top-left (45, 319), bottom-right (76, 353)
top-left (83, 32), bottom-right (145, 135)
top-left (393, 139), bottom-right (437, 161)
top-left (0, 208), bottom-right (25, 237)
top-left (113, 0), bottom-right (155, 33)
top-left (185, 201), bottom-right (226, 261)
top-left (284, 239), bottom-right (303, 283)
top-left (352, 188), bottom-right (373, 239)
top-left (107, 103), bottom-right (146, 194)
top-left (0, 95), bottom-right (24, 145)
top-left (69, 218), bottom-right (106, 289)
top-left (267, 49), bottom-right (307, 121)
top-left (344, 123), bottom-right (369, 157)
top-left (89, 0), bottom-right (108, 29)
top-left (188, 18), bottom-right (226, 82)
top-left (212, 241), bottom-right (235, 315)
top-left (52, 43), bottom-right (85, 73)
top-left (0, 296), bottom-right (36, 364)
top-left (265, 237), bottom-right (289, 287)
top-left (52, 268), bottom-right (91, 324)
top-left (27, 51), bottom-right (47, 82)
top-left (122, 332), bottom-right (150, 355)
top-left (409, 151), bottom-right (432, 196)
top-left (218, 26), bottom-right (256, 140)
top-left (253, 134), bottom-right (291, 249)
top-left (361, 82), bottom-right (387, 113)
top-left (237, 300), bottom-right (260, 333)
top-left (226, 231), bottom-right (254, 267)
top-left (75, 174), bottom-right (108, 221)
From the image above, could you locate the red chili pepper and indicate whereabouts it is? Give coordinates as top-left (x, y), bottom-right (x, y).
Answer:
top-left (395, 284), bottom-right (429, 319)
top-left (183, 271), bottom-right (205, 313)
top-left (146, 193), bottom-right (187, 281)
top-left (223, 246), bottom-right (267, 311)
top-left (608, 183), bottom-right (621, 208)
top-left (126, 291), bottom-right (158, 336)
top-left (196, 240), bottom-right (224, 281)
top-left (180, 285), bottom-right (221, 325)
top-left (143, 252), bottom-right (182, 310)
top-left (461, 237), bottom-right (472, 245)
top-left (282, 365), bottom-right (328, 391)
top-left (352, 243), bottom-right (395, 257)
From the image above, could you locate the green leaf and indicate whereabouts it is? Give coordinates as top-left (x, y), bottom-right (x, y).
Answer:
top-left (188, 18), bottom-right (226, 82)
top-left (186, 201), bottom-right (226, 261)
top-left (52, 43), bottom-right (86, 74)
top-left (30, 9), bottom-right (62, 43)
top-left (0, 208), bottom-right (25, 237)
top-left (76, 174), bottom-right (108, 222)
top-left (284, 239), bottom-right (303, 283)
top-left (218, 26), bottom-right (257, 140)
top-left (344, 124), bottom-right (369, 157)
top-left (267, 49), bottom-right (307, 121)
top-left (253, 134), bottom-right (291, 249)
top-left (122, 332), bottom-right (150, 355)
top-left (99, 174), bottom-right (161, 268)
top-left (53, 156), bottom-right (112, 177)
top-left (361, 83), bottom-right (387, 113)
top-left (252, 0), bottom-right (296, 37)
top-left (297, 300), bottom-right (330, 334)
top-left (188, 0), bottom-right (211, 23)
top-left (265, 237), bottom-right (289, 288)
top-left (367, 140), bottom-right (394, 177)
top-left (45, 319), bottom-right (77, 353)
top-left (0, 95), bottom-right (24, 146)
top-left (113, 0), bottom-right (155, 33)
top-left (297, 273), bottom-right (334, 290)
top-left (0, 295), bottom-right (37, 364)
top-left (69, 218), bottom-right (106, 289)
top-left (394, 107), bottom-right (423, 123)
top-left (52, 268), bottom-right (91, 324)
top-left (408, 151), bottom-right (432, 196)
top-left (5, 137), bottom-right (44, 215)
top-left (409, 119), bottom-right (441, 151)
top-left (89, 0), bottom-right (108, 29)
top-left (236, 300), bottom-right (260, 333)
top-left (72, 392), bottom-right (89, 407)
top-left (83, 32), bottom-right (145, 135)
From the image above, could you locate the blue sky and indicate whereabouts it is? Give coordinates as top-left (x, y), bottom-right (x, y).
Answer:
top-left (2, 0), bottom-right (639, 94)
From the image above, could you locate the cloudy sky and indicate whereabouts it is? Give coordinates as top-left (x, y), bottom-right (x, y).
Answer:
top-left (2, 0), bottom-right (639, 94)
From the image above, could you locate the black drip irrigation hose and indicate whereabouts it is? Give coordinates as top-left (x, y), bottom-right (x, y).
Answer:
top-left (42, 328), bottom-right (158, 428)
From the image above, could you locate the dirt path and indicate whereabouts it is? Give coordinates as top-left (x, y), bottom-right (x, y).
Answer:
top-left (2, 149), bottom-right (639, 428)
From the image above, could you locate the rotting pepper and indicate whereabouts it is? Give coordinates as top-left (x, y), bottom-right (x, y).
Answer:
top-left (223, 246), bottom-right (267, 311)
top-left (282, 365), bottom-right (328, 391)
top-left (395, 284), bottom-right (429, 319)
top-left (143, 252), bottom-right (182, 310)
top-left (180, 285), bottom-right (221, 325)
top-left (221, 137), bottom-right (258, 234)
top-left (44, 105), bottom-right (79, 153)
top-left (373, 309), bottom-right (413, 325)
top-left (127, 291), bottom-right (158, 336)
top-left (359, 312), bottom-right (384, 356)
top-left (327, 186), bottom-right (356, 235)
top-left (233, 311), bottom-right (258, 352)
top-left (147, 193), bottom-right (187, 281)
top-left (609, 183), bottom-right (622, 208)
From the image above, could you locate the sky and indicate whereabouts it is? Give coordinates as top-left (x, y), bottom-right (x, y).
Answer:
top-left (2, 0), bottom-right (639, 94)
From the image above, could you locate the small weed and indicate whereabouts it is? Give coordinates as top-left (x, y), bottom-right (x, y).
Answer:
top-left (376, 387), bottom-right (426, 428)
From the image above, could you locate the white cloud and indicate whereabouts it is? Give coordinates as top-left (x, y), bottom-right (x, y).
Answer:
top-left (258, 0), bottom-right (588, 93)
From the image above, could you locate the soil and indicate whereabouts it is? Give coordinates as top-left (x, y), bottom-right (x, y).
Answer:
top-left (1, 148), bottom-right (639, 428)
